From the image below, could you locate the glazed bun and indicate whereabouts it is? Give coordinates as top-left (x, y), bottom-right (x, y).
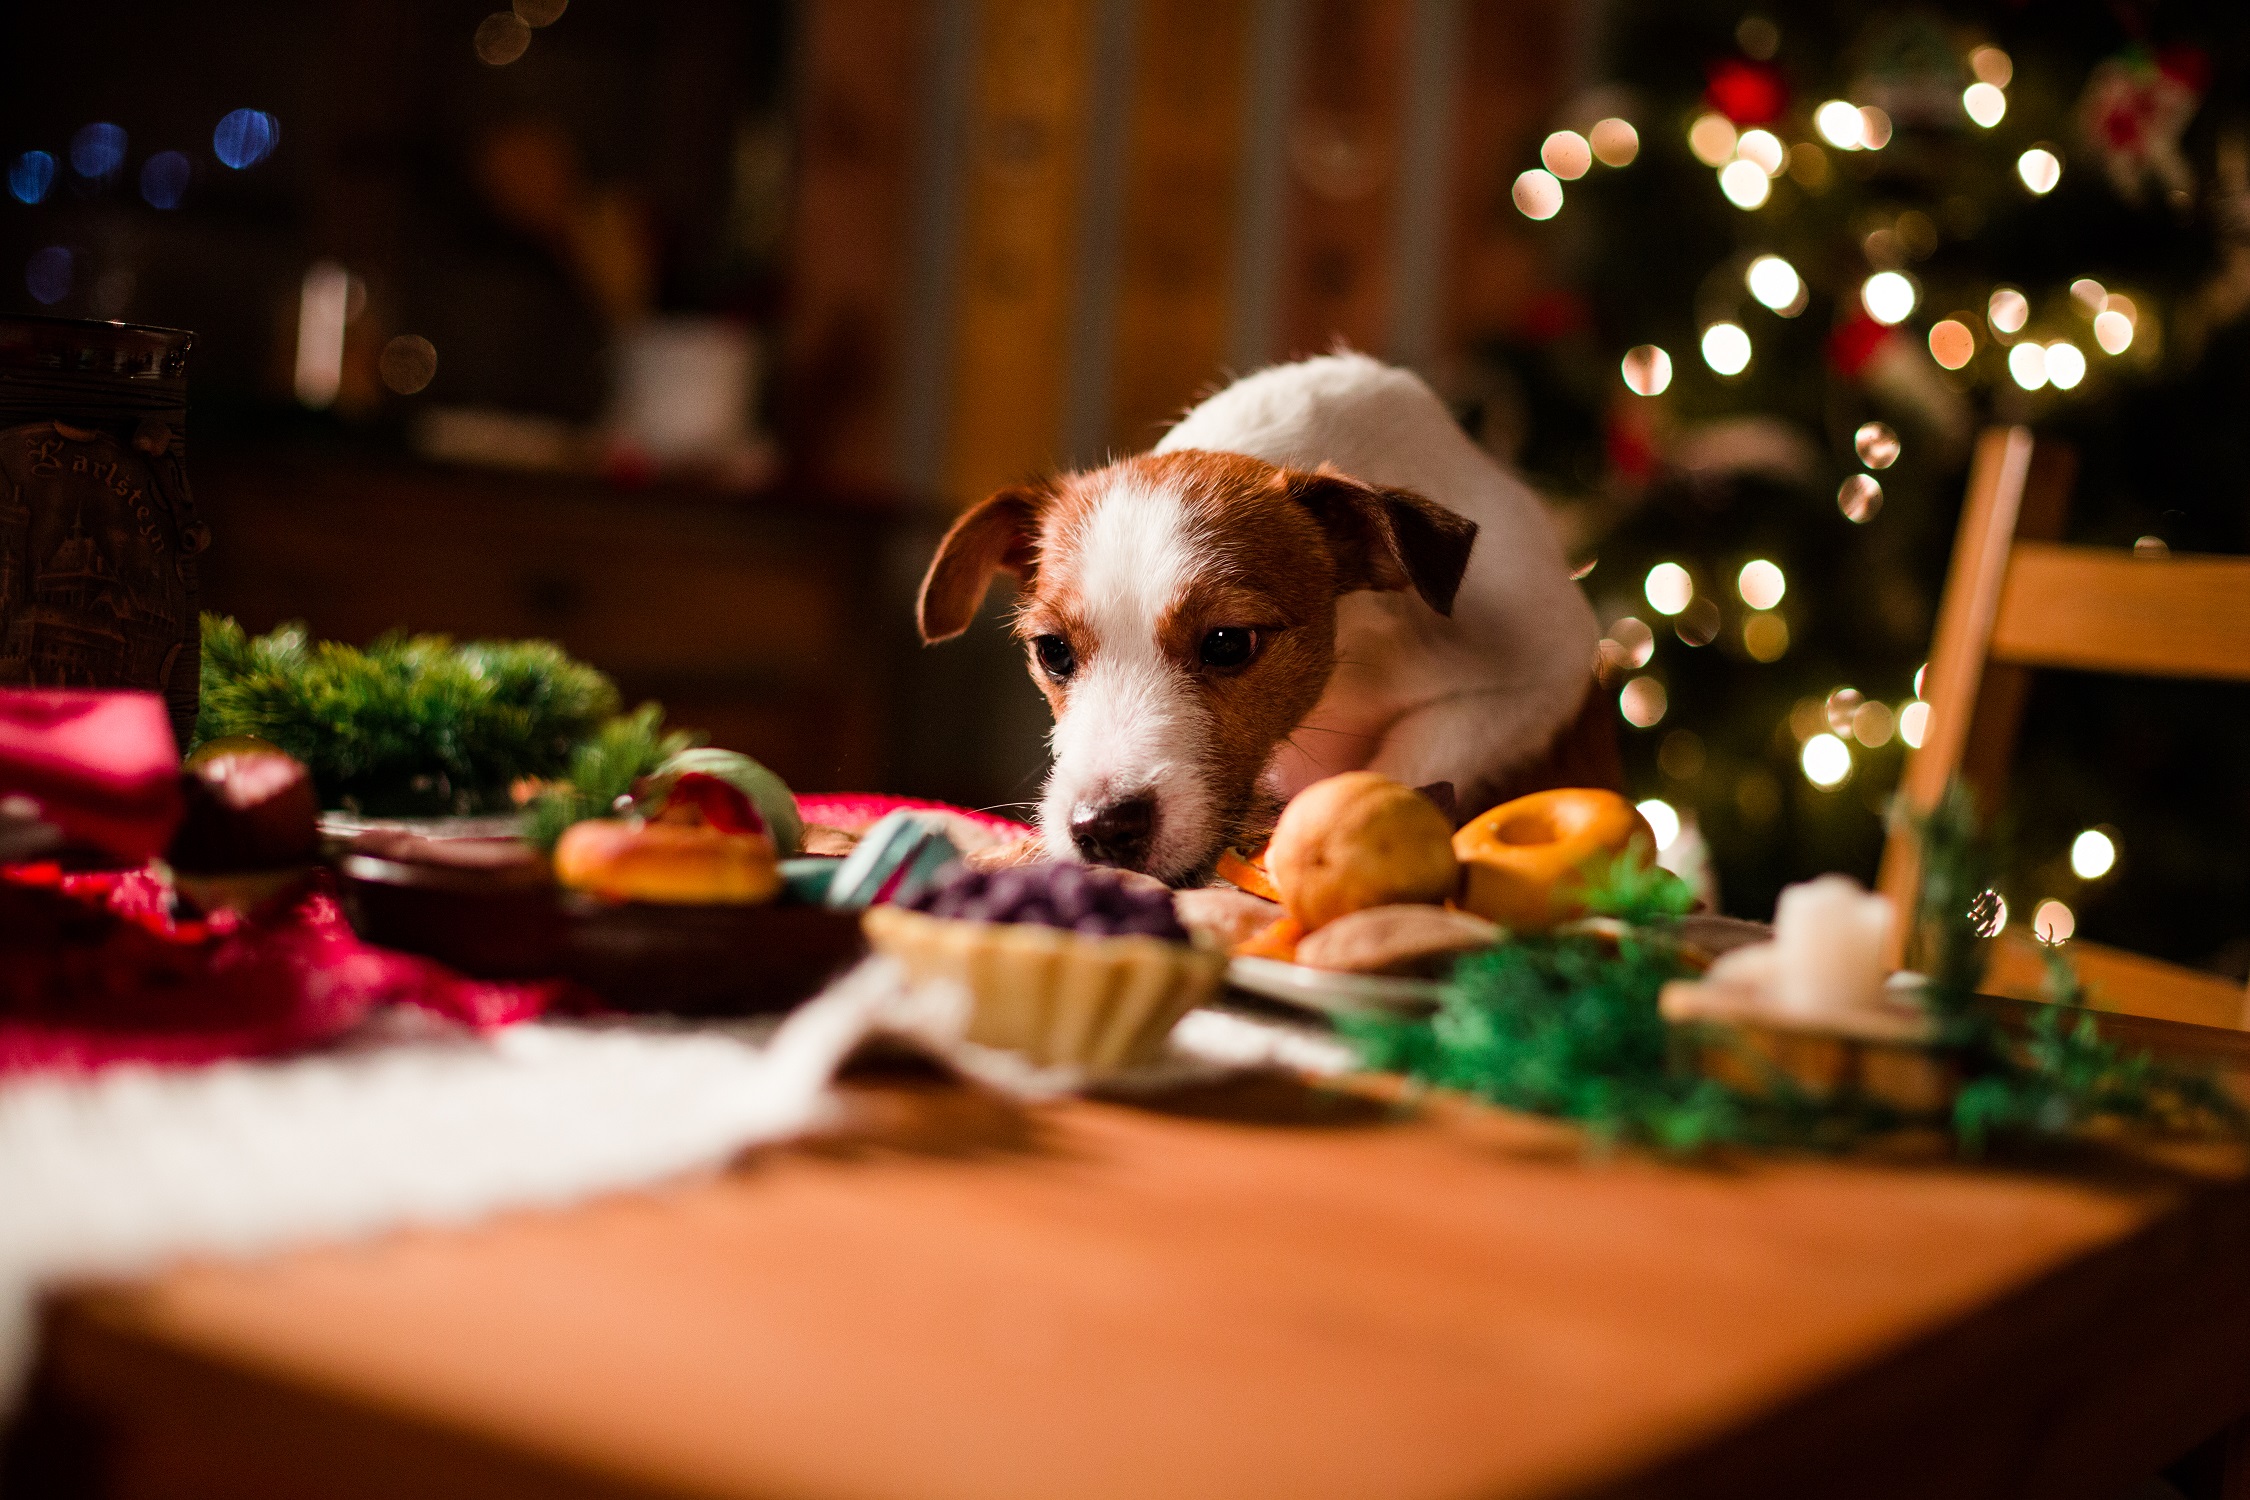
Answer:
top-left (1265, 772), bottom-right (1458, 932)
top-left (553, 818), bottom-right (781, 905)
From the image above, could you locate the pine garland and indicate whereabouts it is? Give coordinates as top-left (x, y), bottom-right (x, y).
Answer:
top-left (1344, 789), bottom-right (2241, 1156)
top-left (193, 615), bottom-right (666, 817)
top-left (520, 704), bottom-right (699, 850)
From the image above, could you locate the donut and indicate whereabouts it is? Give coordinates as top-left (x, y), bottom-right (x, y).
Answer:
top-left (1265, 772), bottom-right (1458, 932)
top-left (553, 817), bottom-right (781, 904)
top-left (1452, 788), bottom-right (1651, 931)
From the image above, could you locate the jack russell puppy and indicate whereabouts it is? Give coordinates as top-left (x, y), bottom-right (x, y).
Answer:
top-left (917, 352), bottom-right (1618, 885)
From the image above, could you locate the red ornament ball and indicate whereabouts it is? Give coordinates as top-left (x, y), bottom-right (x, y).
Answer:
top-left (1706, 59), bottom-right (1788, 125)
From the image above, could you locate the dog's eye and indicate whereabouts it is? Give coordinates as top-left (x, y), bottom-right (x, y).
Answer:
top-left (1198, 627), bottom-right (1259, 670)
top-left (1033, 634), bottom-right (1077, 681)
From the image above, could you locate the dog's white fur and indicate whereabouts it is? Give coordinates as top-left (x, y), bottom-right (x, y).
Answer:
top-left (1037, 479), bottom-right (1220, 877)
top-left (1155, 353), bottom-right (1598, 798)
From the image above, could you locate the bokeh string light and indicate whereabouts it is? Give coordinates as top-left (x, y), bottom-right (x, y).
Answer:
top-left (1689, 113), bottom-right (1738, 167)
top-left (2017, 147), bottom-right (2062, 195)
top-left (1541, 131), bottom-right (1592, 180)
top-left (1929, 318), bottom-right (1976, 369)
top-left (213, 109), bottom-right (279, 169)
top-left (1619, 344), bottom-right (1672, 395)
top-left (1636, 799), bottom-right (1682, 852)
top-left (1513, 168), bottom-right (1563, 220)
top-left (1962, 82), bottom-right (2007, 128)
top-left (1745, 254), bottom-right (1804, 314)
top-left (1736, 558), bottom-right (1786, 609)
top-left (1589, 118), bottom-right (1639, 167)
top-left (139, 152), bottom-right (190, 210)
top-left (1837, 473), bottom-right (1882, 522)
top-left (2071, 828), bottom-right (2117, 880)
top-left (1620, 676), bottom-right (1669, 728)
top-left (1853, 421), bottom-right (1900, 469)
top-left (1718, 159), bottom-right (1771, 209)
top-left (1643, 562), bottom-right (1693, 616)
top-left (8, 152), bottom-right (55, 205)
top-left (1987, 287), bottom-right (2030, 334)
top-left (1701, 321), bottom-right (1751, 374)
top-left (69, 123), bottom-right (126, 179)
top-left (1861, 271), bottom-right (1916, 325)
top-left (1801, 733), bottom-right (1852, 788)
top-left (2007, 341), bottom-right (2049, 390)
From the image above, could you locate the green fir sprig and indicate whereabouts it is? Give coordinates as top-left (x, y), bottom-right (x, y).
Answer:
top-left (520, 704), bottom-right (699, 850)
top-left (194, 615), bottom-right (668, 817)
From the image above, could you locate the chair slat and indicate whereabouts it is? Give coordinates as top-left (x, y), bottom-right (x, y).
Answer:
top-left (1983, 935), bottom-right (2250, 1032)
top-left (1991, 543), bottom-right (2250, 681)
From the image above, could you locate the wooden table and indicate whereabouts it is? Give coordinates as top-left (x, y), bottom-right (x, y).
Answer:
top-left (18, 1023), bottom-right (2250, 1500)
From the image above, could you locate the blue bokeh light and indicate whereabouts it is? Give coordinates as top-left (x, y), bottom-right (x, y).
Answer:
top-left (212, 109), bottom-right (278, 170)
top-left (8, 152), bottom-right (55, 205)
top-left (26, 247), bottom-right (72, 305)
top-left (69, 123), bottom-right (127, 179)
top-left (140, 151), bottom-right (191, 210)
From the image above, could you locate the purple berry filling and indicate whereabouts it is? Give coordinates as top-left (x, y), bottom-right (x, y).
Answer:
top-left (901, 863), bottom-right (1188, 943)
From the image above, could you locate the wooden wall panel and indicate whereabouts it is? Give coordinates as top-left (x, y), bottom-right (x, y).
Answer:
top-left (778, 1), bottom-right (931, 488)
top-left (945, 0), bottom-right (1101, 503)
top-left (1440, 1), bottom-right (1574, 363)
top-left (1104, 0), bottom-right (1255, 454)
top-left (1273, 0), bottom-right (1412, 361)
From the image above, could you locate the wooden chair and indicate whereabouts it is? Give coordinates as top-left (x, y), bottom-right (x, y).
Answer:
top-left (1877, 426), bottom-right (2250, 1031)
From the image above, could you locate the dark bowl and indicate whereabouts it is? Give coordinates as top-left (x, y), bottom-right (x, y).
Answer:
top-left (336, 853), bottom-right (865, 1015)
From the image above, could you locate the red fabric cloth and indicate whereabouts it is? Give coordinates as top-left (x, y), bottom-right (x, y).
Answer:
top-left (0, 689), bottom-right (182, 862)
top-left (0, 864), bottom-right (566, 1077)
top-left (1, 795), bottom-right (1020, 1078)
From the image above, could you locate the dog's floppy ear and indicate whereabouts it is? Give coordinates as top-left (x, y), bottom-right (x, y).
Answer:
top-left (917, 484), bottom-right (1048, 643)
top-left (1283, 467), bottom-right (1479, 616)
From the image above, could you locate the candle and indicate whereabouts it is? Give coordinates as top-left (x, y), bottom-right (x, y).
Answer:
top-left (1772, 875), bottom-right (1894, 1018)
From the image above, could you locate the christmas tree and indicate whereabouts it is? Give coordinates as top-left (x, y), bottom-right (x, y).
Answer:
top-left (1465, 0), bottom-right (2250, 975)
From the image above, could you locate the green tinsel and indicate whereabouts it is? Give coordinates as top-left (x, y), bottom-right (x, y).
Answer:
top-left (193, 615), bottom-right (663, 817)
top-left (1344, 789), bottom-right (2241, 1156)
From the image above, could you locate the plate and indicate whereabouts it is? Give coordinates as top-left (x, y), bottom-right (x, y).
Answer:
top-left (1225, 955), bottom-right (1442, 1017)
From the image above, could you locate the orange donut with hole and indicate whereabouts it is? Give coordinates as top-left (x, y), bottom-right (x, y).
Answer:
top-left (1452, 788), bottom-right (1653, 932)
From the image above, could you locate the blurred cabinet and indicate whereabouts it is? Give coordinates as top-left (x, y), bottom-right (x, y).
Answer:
top-left (192, 453), bottom-right (902, 794)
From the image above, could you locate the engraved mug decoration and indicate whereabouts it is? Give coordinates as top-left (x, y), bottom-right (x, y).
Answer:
top-left (0, 317), bottom-right (207, 745)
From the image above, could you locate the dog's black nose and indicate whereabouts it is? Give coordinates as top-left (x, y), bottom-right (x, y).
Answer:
top-left (1070, 796), bottom-right (1155, 869)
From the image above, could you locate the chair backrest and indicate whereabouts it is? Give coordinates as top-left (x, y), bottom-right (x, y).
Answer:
top-left (1878, 427), bottom-right (2250, 1024)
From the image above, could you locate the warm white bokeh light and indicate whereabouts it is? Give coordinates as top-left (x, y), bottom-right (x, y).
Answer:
top-left (1737, 558), bottom-right (1786, 610)
top-left (1701, 321), bottom-right (1752, 374)
top-left (1814, 100), bottom-right (1865, 150)
top-left (1688, 112), bottom-right (1738, 167)
top-left (2094, 309), bottom-right (2134, 354)
top-left (1854, 421), bottom-right (1901, 469)
top-left (1620, 675), bottom-right (1669, 728)
top-left (2070, 277), bottom-right (2107, 314)
top-left (1851, 700), bottom-right (1896, 747)
top-left (2045, 340), bottom-right (2086, 389)
top-left (1743, 612), bottom-right (1789, 661)
top-left (1969, 46), bottom-right (2013, 87)
top-left (1963, 82), bottom-right (2007, 128)
top-left (2033, 899), bottom-right (2075, 944)
top-left (1859, 106), bottom-right (1893, 149)
top-left (1898, 699), bottom-right (1930, 748)
top-left (1988, 287), bottom-right (2030, 334)
top-left (1735, 128), bottom-right (1785, 177)
top-left (1861, 271), bottom-right (1916, 325)
top-left (1590, 117), bottom-right (1640, 167)
top-left (2017, 147), bottom-right (2062, 194)
top-left (1541, 130), bottom-right (1592, 180)
top-left (2071, 828), bottom-right (2117, 880)
top-left (2008, 340), bottom-right (2049, 390)
top-left (1513, 168), bottom-right (1564, 219)
top-left (1636, 798), bottom-right (1681, 852)
top-left (1644, 561), bottom-right (1693, 616)
top-left (1837, 473), bottom-right (1883, 522)
top-left (1718, 158), bottom-right (1772, 209)
top-left (1801, 733), bottom-right (1852, 787)
top-left (1929, 318), bottom-right (1976, 369)
top-left (1620, 344), bottom-right (1673, 395)
top-left (1745, 254), bottom-right (1803, 312)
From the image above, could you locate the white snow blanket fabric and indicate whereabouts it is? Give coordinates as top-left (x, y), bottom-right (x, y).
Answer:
top-left (0, 960), bottom-right (1352, 1413)
top-left (0, 960), bottom-right (920, 1409)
